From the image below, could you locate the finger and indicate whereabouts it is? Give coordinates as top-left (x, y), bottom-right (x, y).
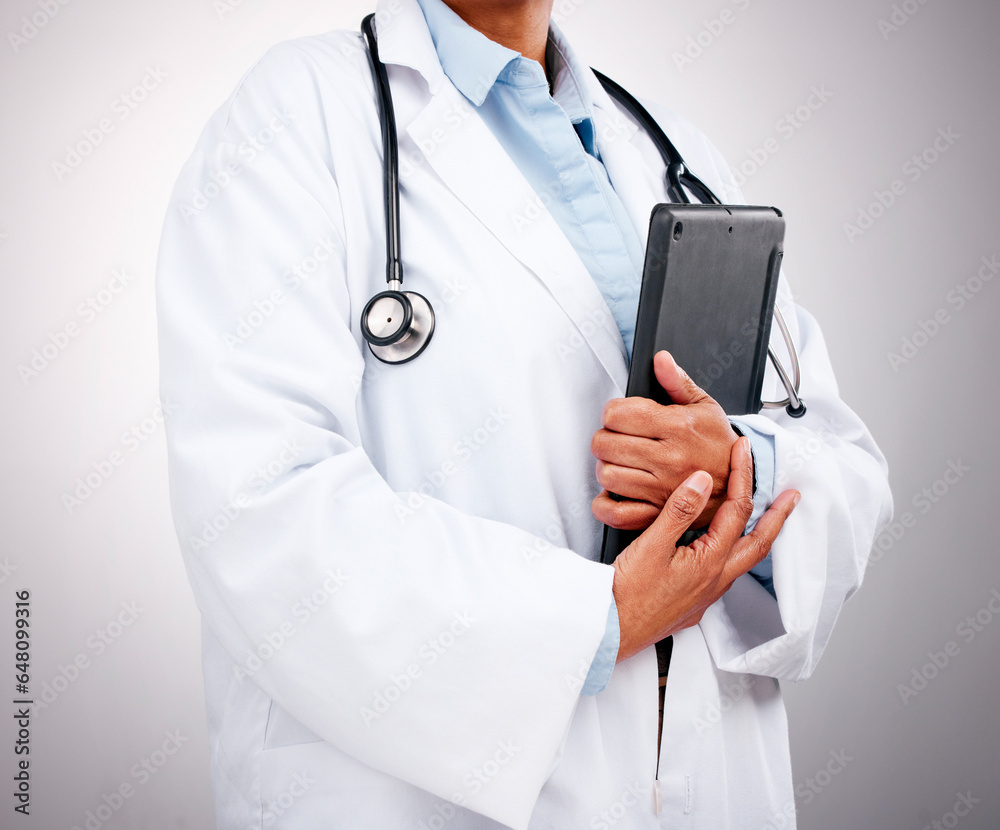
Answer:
top-left (601, 396), bottom-right (685, 440)
top-left (644, 469), bottom-right (713, 547)
top-left (592, 492), bottom-right (661, 530)
top-left (596, 460), bottom-right (663, 504)
top-left (652, 350), bottom-right (710, 406)
top-left (591, 429), bottom-right (661, 472)
top-left (721, 489), bottom-right (800, 584)
top-left (701, 437), bottom-right (756, 548)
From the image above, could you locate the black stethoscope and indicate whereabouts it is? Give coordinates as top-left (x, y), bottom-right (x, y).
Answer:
top-left (358, 14), bottom-right (806, 417)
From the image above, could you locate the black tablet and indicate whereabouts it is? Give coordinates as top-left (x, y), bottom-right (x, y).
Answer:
top-left (601, 203), bottom-right (785, 565)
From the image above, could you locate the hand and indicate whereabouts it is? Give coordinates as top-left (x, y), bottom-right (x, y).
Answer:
top-left (613, 437), bottom-right (799, 663)
top-left (592, 350), bottom-right (741, 531)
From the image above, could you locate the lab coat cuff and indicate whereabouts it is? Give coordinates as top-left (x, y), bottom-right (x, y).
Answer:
top-left (729, 417), bottom-right (777, 598)
top-left (580, 594), bottom-right (619, 695)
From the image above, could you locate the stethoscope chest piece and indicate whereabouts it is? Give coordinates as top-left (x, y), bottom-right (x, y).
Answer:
top-left (361, 288), bottom-right (435, 364)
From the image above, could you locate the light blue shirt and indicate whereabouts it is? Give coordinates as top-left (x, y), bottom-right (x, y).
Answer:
top-left (415, 0), bottom-right (776, 695)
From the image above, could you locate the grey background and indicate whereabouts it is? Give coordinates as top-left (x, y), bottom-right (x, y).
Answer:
top-left (1, 0), bottom-right (997, 827)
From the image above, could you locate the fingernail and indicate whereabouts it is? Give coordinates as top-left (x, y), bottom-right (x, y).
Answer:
top-left (688, 470), bottom-right (712, 496)
top-left (792, 492), bottom-right (801, 507)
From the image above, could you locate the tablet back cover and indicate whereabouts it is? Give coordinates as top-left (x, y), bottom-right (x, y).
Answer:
top-left (601, 203), bottom-right (785, 565)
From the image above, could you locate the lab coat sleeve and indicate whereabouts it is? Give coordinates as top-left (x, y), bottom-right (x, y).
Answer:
top-left (651, 105), bottom-right (895, 682)
top-left (155, 43), bottom-right (613, 830)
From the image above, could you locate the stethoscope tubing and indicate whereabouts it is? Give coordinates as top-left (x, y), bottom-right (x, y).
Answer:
top-left (359, 15), bottom-right (805, 415)
top-left (362, 14), bottom-right (404, 288)
top-left (593, 68), bottom-right (805, 416)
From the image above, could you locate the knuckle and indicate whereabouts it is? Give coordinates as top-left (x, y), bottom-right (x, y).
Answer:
top-left (735, 493), bottom-right (755, 519)
top-left (638, 399), bottom-right (664, 422)
top-left (744, 534), bottom-right (771, 563)
top-left (602, 399), bottom-right (625, 428)
top-left (668, 491), bottom-right (701, 521)
top-left (593, 498), bottom-right (611, 523)
top-left (679, 407), bottom-right (698, 436)
top-left (596, 463), bottom-right (613, 490)
top-left (608, 502), bottom-right (631, 527)
top-left (590, 431), bottom-right (607, 458)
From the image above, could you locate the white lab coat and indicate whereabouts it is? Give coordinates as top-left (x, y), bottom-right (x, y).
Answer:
top-left (155, 1), bottom-right (893, 828)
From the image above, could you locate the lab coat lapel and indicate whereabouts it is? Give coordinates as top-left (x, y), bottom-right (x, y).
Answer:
top-left (375, 0), bottom-right (627, 388)
top-left (588, 79), bottom-right (671, 252)
top-left (406, 86), bottom-right (628, 387)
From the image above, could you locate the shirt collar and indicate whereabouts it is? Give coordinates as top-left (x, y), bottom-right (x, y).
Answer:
top-left (415, 0), bottom-right (520, 106)
top-left (415, 0), bottom-right (600, 145)
top-left (546, 21), bottom-right (600, 154)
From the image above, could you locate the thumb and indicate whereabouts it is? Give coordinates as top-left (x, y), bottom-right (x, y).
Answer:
top-left (645, 469), bottom-right (713, 550)
top-left (653, 350), bottom-right (708, 406)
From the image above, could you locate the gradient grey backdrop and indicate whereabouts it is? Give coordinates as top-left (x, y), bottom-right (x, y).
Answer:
top-left (1, 0), bottom-right (998, 827)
